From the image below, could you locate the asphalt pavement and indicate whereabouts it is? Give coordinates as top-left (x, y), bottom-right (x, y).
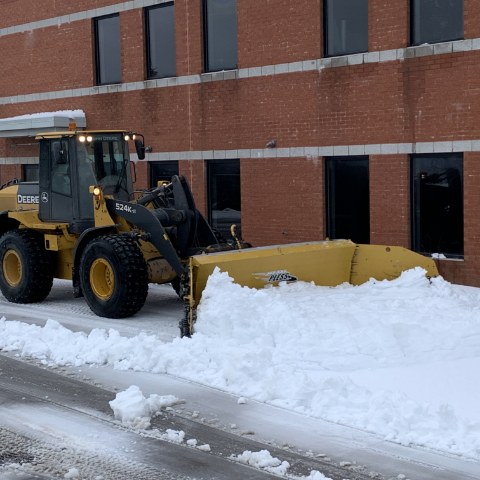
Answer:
top-left (0, 354), bottom-right (373, 480)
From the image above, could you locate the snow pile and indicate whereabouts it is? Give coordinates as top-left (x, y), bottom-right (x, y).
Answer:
top-left (231, 450), bottom-right (290, 476)
top-left (63, 468), bottom-right (80, 479)
top-left (109, 386), bottom-right (208, 447)
top-left (161, 428), bottom-right (185, 444)
top-left (297, 473), bottom-right (332, 480)
top-left (230, 450), bottom-right (332, 479)
top-left (1, 267), bottom-right (480, 460)
top-left (230, 450), bottom-right (331, 480)
top-left (109, 385), bottom-right (180, 429)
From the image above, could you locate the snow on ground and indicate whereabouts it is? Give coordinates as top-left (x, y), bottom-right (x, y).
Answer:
top-left (229, 450), bottom-right (332, 479)
top-left (109, 385), bottom-right (181, 429)
top-left (1, 267), bottom-right (480, 462)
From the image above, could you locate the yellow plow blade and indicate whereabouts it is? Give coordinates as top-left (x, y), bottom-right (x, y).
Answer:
top-left (188, 239), bottom-right (438, 305)
top-left (350, 244), bottom-right (438, 285)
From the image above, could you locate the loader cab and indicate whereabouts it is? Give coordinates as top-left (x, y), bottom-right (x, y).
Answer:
top-left (37, 131), bottom-right (137, 232)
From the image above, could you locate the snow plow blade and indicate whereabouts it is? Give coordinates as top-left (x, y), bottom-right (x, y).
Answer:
top-left (187, 239), bottom-right (438, 307)
top-left (349, 243), bottom-right (438, 285)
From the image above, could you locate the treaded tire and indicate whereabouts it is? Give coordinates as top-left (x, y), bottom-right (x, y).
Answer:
top-left (0, 229), bottom-right (53, 303)
top-left (79, 234), bottom-right (148, 318)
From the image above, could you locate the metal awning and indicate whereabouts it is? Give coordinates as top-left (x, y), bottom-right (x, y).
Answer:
top-left (0, 111), bottom-right (86, 137)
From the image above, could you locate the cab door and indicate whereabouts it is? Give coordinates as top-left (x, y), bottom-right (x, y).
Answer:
top-left (39, 138), bottom-right (74, 223)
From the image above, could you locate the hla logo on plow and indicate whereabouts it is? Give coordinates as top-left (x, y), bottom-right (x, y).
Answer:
top-left (253, 270), bottom-right (298, 284)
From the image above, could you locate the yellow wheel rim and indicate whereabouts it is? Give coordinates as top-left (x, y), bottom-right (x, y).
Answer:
top-left (3, 249), bottom-right (22, 287)
top-left (89, 258), bottom-right (115, 300)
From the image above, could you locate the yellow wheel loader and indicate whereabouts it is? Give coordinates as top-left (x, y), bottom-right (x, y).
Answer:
top-left (0, 128), bottom-right (438, 336)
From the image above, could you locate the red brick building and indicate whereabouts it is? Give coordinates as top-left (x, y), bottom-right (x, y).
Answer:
top-left (0, 0), bottom-right (478, 284)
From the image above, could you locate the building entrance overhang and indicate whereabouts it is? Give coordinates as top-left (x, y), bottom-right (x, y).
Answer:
top-left (0, 110), bottom-right (86, 138)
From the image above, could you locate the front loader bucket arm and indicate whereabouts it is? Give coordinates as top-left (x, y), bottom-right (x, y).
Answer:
top-left (105, 198), bottom-right (186, 276)
top-left (171, 176), bottom-right (218, 255)
top-left (172, 176), bottom-right (196, 256)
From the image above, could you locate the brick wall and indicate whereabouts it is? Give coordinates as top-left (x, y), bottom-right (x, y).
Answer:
top-left (456, 152), bottom-right (480, 286)
top-left (179, 159), bottom-right (207, 214)
top-left (134, 160), bottom-right (149, 192)
top-left (369, 0), bottom-right (409, 51)
top-left (3, 54), bottom-right (480, 152)
top-left (0, 0), bottom-right (118, 28)
top-left (121, 9), bottom-right (146, 84)
top-left (465, 0), bottom-right (480, 39)
top-left (238, 0), bottom-right (321, 67)
top-left (0, 164), bottom-right (22, 186)
top-left (241, 157), bottom-right (324, 246)
top-left (0, 22), bottom-right (93, 97)
top-left (369, 155), bottom-right (410, 247)
top-left (2, 4), bottom-right (480, 149)
top-left (1, 1), bottom-right (480, 285)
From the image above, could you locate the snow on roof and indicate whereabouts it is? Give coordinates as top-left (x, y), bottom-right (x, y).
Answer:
top-left (0, 110), bottom-right (86, 137)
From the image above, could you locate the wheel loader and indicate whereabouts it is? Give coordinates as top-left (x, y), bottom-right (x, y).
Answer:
top-left (0, 127), bottom-right (438, 336)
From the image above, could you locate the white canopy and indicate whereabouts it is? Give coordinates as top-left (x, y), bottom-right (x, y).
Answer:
top-left (0, 110), bottom-right (86, 137)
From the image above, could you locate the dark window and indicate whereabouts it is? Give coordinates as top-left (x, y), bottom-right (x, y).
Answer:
top-left (326, 156), bottom-right (370, 244)
top-left (149, 161), bottom-right (179, 188)
top-left (203, 0), bottom-right (237, 72)
top-left (411, 0), bottom-right (463, 45)
top-left (23, 164), bottom-right (39, 182)
top-left (207, 159), bottom-right (241, 241)
top-left (146, 3), bottom-right (176, 79)
top-left (94, 14), bottom-right (121, 85)
top-left (51, 140), bottom-right (71, 197)
top-left (411, 153), bottom-right (463, 258)
top-left (324, 0), bottom-right (368, 57)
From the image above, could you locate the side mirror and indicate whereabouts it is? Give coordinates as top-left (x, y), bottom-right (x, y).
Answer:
top-left (135, 139), bottom-right (145, 160)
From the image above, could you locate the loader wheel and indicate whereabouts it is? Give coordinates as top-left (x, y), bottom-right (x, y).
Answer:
top-left (0, 229), bottom-right (53, 303)
top-left (80, 234), bottom-right (148, 318)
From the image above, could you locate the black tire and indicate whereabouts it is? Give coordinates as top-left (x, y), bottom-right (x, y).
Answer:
top-left (79, 234), bottom-right (148, 318)
top-left (0, 229), bottom-right (53, 303)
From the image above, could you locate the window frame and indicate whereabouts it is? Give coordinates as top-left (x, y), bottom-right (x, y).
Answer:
top-left (149, 160), bottom-right (179, 188)
top-left (94, 13), bottom-right (122, 86)
top-left (411, 152), bottom-right (464, 259)
top-left (22, 164), bottom-right (39, 182)
top-left (410, 0), bottom-right (464, 46)
top-left (50, 139), bottom-right (71, 197)
top-left (203, 0), bottom-right (238, 73)
top-left (207, 159), bottom-right (241, 241)
top-left (325, 155), bottom-right (370, 244)
top-left (145, 2), bottom-right (176, 80)
top-left (324, 0), bottom-right (369, 57)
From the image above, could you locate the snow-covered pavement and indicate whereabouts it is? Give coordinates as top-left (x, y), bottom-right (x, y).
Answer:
top-left (1, 268), bottom-right (480, 479)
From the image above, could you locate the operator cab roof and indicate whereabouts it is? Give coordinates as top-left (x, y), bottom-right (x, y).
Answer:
top-left (35, 130), bottom-right (128, 140)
